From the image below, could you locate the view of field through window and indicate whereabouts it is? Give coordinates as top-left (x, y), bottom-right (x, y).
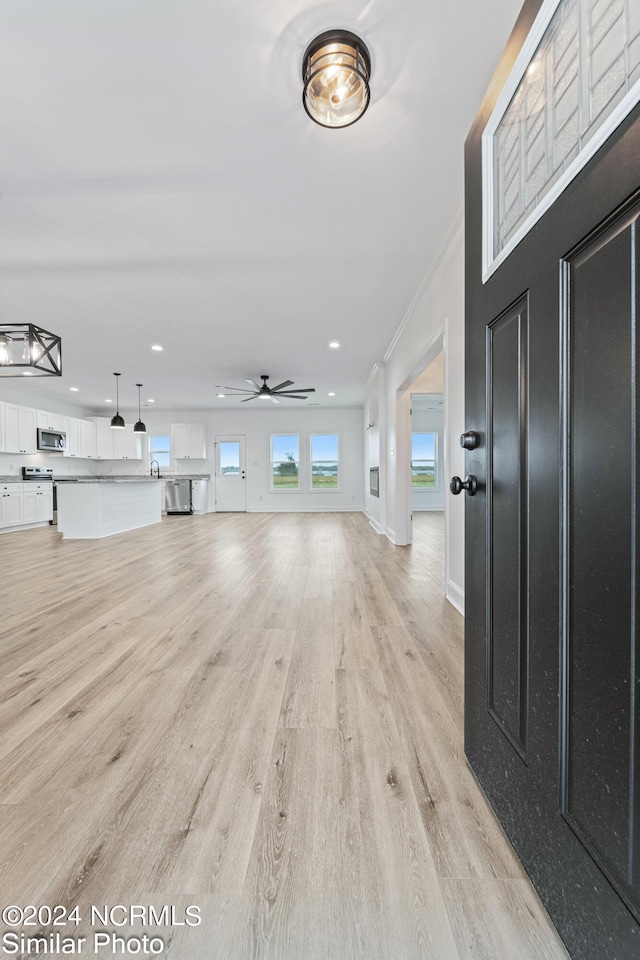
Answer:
top-left (412, 432), bottom-right (437, 487)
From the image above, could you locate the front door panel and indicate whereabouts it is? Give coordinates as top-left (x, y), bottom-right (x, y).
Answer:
top-left (561, 202), bottom-right (640, 913)
top-left (464, 1), bottom-right (640, 955)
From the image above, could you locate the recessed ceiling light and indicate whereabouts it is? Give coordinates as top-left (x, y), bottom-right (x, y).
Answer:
top-left (328, 392), bottom-right (336, 396)
top-left (147, 398), bottom-right (155, 403)
top-left (151, 344), bottom-right (163, 352)
top-left (329, 341), bottom-right (340, 349)
top-left (217, 393), bottom-right (225, 398)
top-left (70, 386), bottom-right (79, 392)
top-left (105, 399), bottom-right (113, 404)
top-left (22, 371), bottom-right (34, 376)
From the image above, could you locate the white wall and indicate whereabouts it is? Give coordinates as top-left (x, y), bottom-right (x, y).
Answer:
top-left (0, 389), bottom-right (364, 514)
top-left (364, 203), bottom-right (466, 614)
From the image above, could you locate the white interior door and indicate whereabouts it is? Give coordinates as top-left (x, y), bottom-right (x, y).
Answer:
top-left (215, 436), bottom-right (246, 512)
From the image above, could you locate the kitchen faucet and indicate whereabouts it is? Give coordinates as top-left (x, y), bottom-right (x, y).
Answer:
top-left (150, 459), bottom-right (161, 478)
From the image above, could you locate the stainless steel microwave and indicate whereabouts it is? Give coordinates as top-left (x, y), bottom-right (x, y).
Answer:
top-left (37, 427), bottom-right (66, 451)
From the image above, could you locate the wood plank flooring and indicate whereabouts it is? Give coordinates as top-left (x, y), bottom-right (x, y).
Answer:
top-left (0, 512), bottom-right (570, 959)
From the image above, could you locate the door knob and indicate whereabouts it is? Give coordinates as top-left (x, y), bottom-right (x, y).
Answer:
top-left (460, 431), bottom-right (479, 449)
top-left (450, 475), bottom-right (478, 496)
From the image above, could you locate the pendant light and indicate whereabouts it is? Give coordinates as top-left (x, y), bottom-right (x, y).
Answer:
top-left (133, 383), bottom-right (146, 434)
top-left (110, 372), bottom-right (125, 429)
top-left (0, 323), bottom-right (62, 376)
top-left (302, 30), bottom-right (371, 128)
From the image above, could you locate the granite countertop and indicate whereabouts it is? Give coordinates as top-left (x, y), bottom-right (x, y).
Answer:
top-left (0, 473), bottom-right (210, 483)
top-left (54, 474), bottom-right (210, 483)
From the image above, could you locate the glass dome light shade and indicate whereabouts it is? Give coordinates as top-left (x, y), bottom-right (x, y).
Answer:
top-left (302, 30), bottom-right (371, 129)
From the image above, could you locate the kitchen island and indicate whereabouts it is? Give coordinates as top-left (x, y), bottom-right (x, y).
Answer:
top-left (56, 478), bottom-right (162, 539)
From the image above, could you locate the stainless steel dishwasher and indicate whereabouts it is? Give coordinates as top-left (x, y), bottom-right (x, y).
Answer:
top-left (164, 479), bottom-right (192, 514)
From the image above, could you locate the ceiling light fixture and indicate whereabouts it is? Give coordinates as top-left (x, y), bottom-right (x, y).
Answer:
top-left (110, 373), bottom-right (125, 429)
top-left (151, 344), bottom-right (163, 352)
top-left (0, 323), bottom-right (62, 377)
top-left (70, 386), bottom-right (79, 392)
top-left (133, 383), bottom-right (146, 434)
top-left (302, 30), bottom-right (371, 129)
top-left (329, 341), bottom-right (340, 349)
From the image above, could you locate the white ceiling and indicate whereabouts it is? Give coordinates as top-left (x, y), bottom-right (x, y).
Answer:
top-left (0, 1), bottom-right (519, 414)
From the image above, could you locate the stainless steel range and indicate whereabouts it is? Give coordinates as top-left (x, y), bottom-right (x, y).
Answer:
top-left (22, 467), bottom-right (53, 482)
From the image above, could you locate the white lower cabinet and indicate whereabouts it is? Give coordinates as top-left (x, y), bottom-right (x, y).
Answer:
top-left (23, 484), bottom-right (53, 524)
top-left (0, 482), bottom-right (53, 529)
top-left (0, 485), bottom-right (23, 526)
top-left (191, 478), bottom-right (209, 514)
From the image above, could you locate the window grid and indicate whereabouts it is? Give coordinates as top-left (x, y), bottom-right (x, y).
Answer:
top-left (493, 0), bottom-right (640, 258)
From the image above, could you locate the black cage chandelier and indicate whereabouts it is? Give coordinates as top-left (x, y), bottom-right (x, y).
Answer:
top-left (0, 323), bottom-right (62, 377)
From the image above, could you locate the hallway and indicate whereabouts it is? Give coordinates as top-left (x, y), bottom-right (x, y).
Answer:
top-left (0, 512), bottom-right (569, 959)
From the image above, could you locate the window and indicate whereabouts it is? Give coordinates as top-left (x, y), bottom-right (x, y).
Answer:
top-left (412, 433), bottom-right (437, 488)
top-left (150, 435), bottom-right (171, 468)
top-left (271, 434), bottom-right (299, 490)
top-left (484, 0), bottom-right (640, 280)
top-left (311, 434), bottom-right (339, 489)
top-left (219, 441), bottom-right (240, 475)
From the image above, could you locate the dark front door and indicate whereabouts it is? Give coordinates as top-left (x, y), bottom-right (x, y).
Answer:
top-left (463, 3), bottom-right (640, 958)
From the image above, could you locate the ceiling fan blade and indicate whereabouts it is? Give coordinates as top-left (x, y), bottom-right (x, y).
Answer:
top-left (215, 385), bottom-right (257, 394)
top-left (278, 394), bottom-right (308, 400)
top-left (270, 380), bottom-right (293, 392)
top-left (273, 387), bottom-right (315, 394)
top-left (245, 378), bottom-right (262, 390)
top-left (240, 395), bottom-right (259, 402)
top-left (269, 396), bottom-right (281, 404)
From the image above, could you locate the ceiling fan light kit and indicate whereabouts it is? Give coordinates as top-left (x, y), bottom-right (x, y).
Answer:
top-left (215, 375), bottom-right (315, 404)
top-left (302, 30), bottom-right (371, 129)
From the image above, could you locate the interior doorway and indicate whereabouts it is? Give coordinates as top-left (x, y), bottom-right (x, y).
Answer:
top-left (406, 351), bottom-right (446, 590)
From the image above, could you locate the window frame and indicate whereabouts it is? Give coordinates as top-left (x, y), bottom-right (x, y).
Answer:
top-left (270, 433), bottom-right (301, 492)
top-left (310, 432), bottom-right (340, 492)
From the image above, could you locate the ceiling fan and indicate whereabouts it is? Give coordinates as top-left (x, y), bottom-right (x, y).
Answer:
top-left (215, 375), bottom-right (315, 404)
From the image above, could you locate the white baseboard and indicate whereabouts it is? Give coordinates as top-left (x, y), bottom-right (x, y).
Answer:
top-left (366, 514), bottom-right (384, 535)
top-left (248, 505), bottom-right (364, 514)
top-left (446, 580), bottom-right (464, 616)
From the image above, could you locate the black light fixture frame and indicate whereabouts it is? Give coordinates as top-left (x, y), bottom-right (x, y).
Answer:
top-left (0, 323), bottom-right (62, 377)
top-left (110, 372), bottom-right (125, 429)
top-left (133, 383), bottom-right (146, 434)
top-left (301, 29), bottom-right (371, 129)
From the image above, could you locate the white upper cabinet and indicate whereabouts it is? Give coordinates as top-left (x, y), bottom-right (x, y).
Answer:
top-left (62, 417), bottom-right (82, 458)
top-left (4, 403), bottom-right (37, 454)
top-left (112, 424), bottom-right (142, 460)
top-left (171, 423), bottom-right (207, 459)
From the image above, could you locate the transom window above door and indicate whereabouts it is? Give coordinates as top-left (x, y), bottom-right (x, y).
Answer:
top-left (483, 0), bottom-right (640, 281)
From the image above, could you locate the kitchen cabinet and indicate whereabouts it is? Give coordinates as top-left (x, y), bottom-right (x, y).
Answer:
top-left (191, 478), bottom-right (209, 514)
top-left (85, 418), bottom-right (142, 460)
top-left (62, 417), bottom-right (82, 458)
top-left (171, 423), bottom-right (207, 459)
top-left (4, 404), bottom-right (37, 454)
top-left (36, 409), bottom-right (64, 432)
top-left (112, 424), bottom-right (142, 460)
top-left (22, 483), bottom-right (53, 524)
top-left (0, 483), bottom-right (23, 526)
top-left (81, 419), bottom-right (96, 459)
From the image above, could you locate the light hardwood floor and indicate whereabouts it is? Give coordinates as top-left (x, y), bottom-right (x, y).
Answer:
top-left (0, 512), bottom-right (570, 959)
